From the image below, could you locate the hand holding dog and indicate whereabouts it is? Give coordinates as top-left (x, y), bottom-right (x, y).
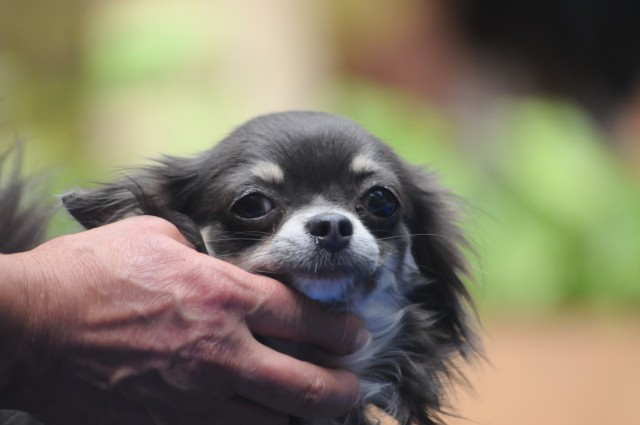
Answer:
top-left (0, 216), bottom-right (364, 425)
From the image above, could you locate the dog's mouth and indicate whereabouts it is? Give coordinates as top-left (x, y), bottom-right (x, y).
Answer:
top-left (290, 270), bottom-right (357, 303)
top-left (257, 267), bottom-right (377, 305)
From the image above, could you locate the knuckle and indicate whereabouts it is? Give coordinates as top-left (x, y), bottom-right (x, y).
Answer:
top-left (136, 215), bottom-right (179, 236)
top-left (296, 373), bottom-right (327, 415)
top-left (212, 266), bottom-right (262, 312)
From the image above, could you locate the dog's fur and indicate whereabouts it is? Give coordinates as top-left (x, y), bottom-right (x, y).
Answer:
top-left (0, 145), bottom-right (52, 253)
top-left (2, 112), bottom-right (477, 425)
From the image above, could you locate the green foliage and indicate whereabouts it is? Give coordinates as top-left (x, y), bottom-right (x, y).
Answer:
top-left (85, 3), bottom-right (212, 88)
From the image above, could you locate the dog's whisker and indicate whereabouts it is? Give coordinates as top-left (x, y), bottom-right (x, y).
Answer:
top-left (375, 232), bottom-right (460, 243)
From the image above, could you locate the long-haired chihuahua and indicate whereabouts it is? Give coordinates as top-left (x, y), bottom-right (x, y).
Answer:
top-left (59, 111), bottom-right (477, 425)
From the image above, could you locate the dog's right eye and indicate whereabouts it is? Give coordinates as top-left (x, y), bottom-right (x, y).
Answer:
top-left (363, 187), bottom-right (399, 218)
top-left (231, 193), bottom-right (275, 219)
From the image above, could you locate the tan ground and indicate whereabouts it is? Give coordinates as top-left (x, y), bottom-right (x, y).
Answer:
top-left (447, 317), bottom-right (640, 425)
top-left (374, 316), bottom-right (640, 425)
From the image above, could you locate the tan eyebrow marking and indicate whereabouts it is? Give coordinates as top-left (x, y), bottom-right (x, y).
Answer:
top-left (350, 154), bottom-right (382, 175)
top-left (250, 160), bottom-right (285, 184)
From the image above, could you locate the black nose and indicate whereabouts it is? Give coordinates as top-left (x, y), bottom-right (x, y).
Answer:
top-left (307, 213), bottom-right (353, 252)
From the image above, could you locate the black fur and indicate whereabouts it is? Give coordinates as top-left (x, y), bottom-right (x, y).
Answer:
top-left (0, 144), bottom-right (51, 254)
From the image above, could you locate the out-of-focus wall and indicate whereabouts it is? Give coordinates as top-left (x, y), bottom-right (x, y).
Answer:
top-left (1, 0), bottom-right (333, 165)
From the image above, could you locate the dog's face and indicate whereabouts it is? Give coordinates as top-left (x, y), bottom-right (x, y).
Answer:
top-left (196, 114), bottom-right (415, 305)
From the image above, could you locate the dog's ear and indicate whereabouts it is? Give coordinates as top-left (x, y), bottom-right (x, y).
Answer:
top-left (61, 158), bottom-right (209, 254)
top-left (61, 183), bottom-right (142, 229)
top-left (404, 166), bottom-right (475, 351)
top-left (62, 156), bottom-right (203, 229)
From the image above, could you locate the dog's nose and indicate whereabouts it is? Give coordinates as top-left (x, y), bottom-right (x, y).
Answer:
top-left (307, 213), bottom-right (353, 252)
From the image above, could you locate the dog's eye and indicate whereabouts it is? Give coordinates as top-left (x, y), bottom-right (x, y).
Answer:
top-left (363, 187), bottom-right (399, 218)
top-left (231, 193), bottom-right (275, 219)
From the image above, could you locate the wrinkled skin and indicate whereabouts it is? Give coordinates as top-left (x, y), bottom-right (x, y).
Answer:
top-left (1, 216), bottom-right (366, 425)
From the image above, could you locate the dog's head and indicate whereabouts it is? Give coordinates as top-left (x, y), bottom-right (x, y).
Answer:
top-left (63, 110), bottom-right (471, 350)
top-left (63, 111), bottom-right (475, 423)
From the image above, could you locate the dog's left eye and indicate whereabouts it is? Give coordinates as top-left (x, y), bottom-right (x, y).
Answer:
top-left (231, 193), bottom-right (275, 219)
top-left (363, 187), bottom-right (399, 218)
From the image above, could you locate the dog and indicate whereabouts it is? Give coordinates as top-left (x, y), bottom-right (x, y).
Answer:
top-left (3, 111), bottom-right (477, 424)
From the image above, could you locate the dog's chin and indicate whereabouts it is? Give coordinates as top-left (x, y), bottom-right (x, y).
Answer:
top-left (261, 270), bottom-right (376, 306)
top-left (293, 274), bottom-right (356, 303)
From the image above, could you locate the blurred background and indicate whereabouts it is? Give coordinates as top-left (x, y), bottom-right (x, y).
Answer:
top-left (1, 0), bottom-right (639, 424)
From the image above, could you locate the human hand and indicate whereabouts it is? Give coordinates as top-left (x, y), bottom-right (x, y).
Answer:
top-left (3, 216), bottom-right (365, 425)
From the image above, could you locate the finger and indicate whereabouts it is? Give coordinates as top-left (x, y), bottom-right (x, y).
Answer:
top-left (246, 276), bottom-right (369, 355)
top-left (116, 369), bottom-right (290, 425)
top-left (233, 340), bottom-right (360, 419)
